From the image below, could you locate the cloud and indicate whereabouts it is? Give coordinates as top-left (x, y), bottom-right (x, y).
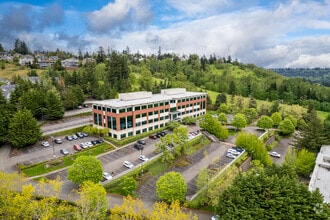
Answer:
top-left (38, 3), bottom-right (64, 30)
top-left (86, 0), bottom-right (153, 34)
top-left (286, 53), bottom-right (330, 68)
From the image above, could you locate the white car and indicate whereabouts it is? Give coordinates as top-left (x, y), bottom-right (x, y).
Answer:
top-left (227, 148), bottom-right (240, 155)
top-left (85, 142), bottom-right (93, 147)
top-left (41, 141), bottom-right (50, 147)
top-left (226, 153), bottom-right (236, 159)
top-left (79, 143), bottom-right (89, 149)
top-left (102, 172), bottom-right (113, 180)
top-left (123, 161), bottom-right (134, 169)
top-left (269, 151), bottom-right (281, 158)
top-left (139, 155), bottom-right (149, 161)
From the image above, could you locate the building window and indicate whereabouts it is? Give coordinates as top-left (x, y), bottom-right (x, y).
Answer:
top-left (127, 107), bottom-right (132, 112)
top-left (148, 104), bottom-right (153, 108)
top-left (120, 117), bottom-right (126, 130)
top-left (160, 109), bottom-right (164, 113)
top-left (142, 128), bottom-right (147, 132)
top-left (154, 110), bottom-right (158, 114)
top-left (165, 115), bottom-right (169, 119)
top-left (142, 120), bottom-right (147, 125)
top-left (142, 105), bottom-right (147, 109)
top-left (160, 102), bottom-right (164, 106)
top-left (135, 106), bottom-right (140, 110)
top-left (113, 134), bottom-right (117, 139)
top-left (128, 132), bottom-right (133, 137)
top-left (127, 116), bottom-right (133, 128)
top-left (148, 119), bottom-right (153, 123)
top-left (112, 109), bottom-right (116, 113)
top-left (148, 111), bottom-right (153, 116)
top-left (102, 107), bottom-right (106, 111)
top-left (136, 114), bottom-right (141, 119)
top-left (97, 106), bottom-right (101, 110)
top-left (119, 108), bottom-right (126, 113)
top-left (142, 113), bottom-right (146, 117)
top-left (111, 117), bottom-right (116, 130)
top-left (170, 100), bottom-right (175, 103)
top-left (136, 130), bottom-right (141, 135)
top-left (154, 118), bottom-right (159, 122)
top-left (165, 101), bottom-right (169, 105)
top-left (160, 116), bottom-right (164, 121)
top-left (93, 105), bottom-right (97, 109)
top-left (155, 125), bottom-right (159, 129)
top-left (136, 122), bottom-right (141, 127)
top-left (149, 127), bottom-right (153, 131)
top-left (107, 107), bottom-right (111, 112)
top-left (121, 134), bottom-right (126, 139)
top-left (160, 124), bottom-right (164, 128)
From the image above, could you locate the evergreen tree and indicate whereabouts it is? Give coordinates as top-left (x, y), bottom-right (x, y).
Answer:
top-left (215, 93), bottom-right (227, 109)
top-left (294, 107), bottom-right (327, 152)
top-left (0, 43), bottom-right (4, 52)
top-left (9, 110), bottom-right (41, 148)
top-left (0, 93), bottom-right (10, 143)
top-left (106, 51), bottom-right (130, 92)
top-left (45, 90), bottom-right (64, 120)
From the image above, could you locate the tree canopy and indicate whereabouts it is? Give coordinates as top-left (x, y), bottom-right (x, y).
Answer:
top-left (216, 165), bottom-right (330, 219)
top-left (68, 156), bottom-right (103, 184)
top-left (156, 171), bottom-right (187, 203)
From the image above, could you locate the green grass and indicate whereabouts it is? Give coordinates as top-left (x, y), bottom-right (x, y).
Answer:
top-left (19, 143), bottom-right (114, 177)
top-left (42, 125), bottom-right (90, 139)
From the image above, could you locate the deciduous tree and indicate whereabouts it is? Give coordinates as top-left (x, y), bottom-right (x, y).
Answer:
top-left (257, 115), bottom-right (274, 129)
top-left (156, 171), bottom-right (187, 203)
top-left (68, 156), bottom-right (103, 184)
top-left (231, 113), bottom-right (247, 130)
top-left (278, 118), bottom-right (295, 135)
top-left (271, 112), bottom-right (282, 127)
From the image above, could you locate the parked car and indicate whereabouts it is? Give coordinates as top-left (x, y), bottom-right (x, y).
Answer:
top-left (156, 133), bottom-right (162, 138)
top-left (227, 148), bottom-right (241, 155)
top-left (54, 138), bottom-right (62, 144)
top-left (134, 143), bottom-right (144, 150)
top-left (232, 146), bottom-right (244, 152)
top-left (211, 215), bottom-right (219, 220)
top-left (41, 141), bottom-right (50, 147)
top-left (66, 135), bottom-right (73, 141)
top-left (76, 132), bottom-right (84, 138)
top-left (85, 142), bottom-right (93, 147)
top-left (269, 151), bottom-right (281, 158)
top-left (137, 140), bottom-right (146, 145)
top-left (82, 132), bottom-right (89, 137)
top-left (72, 135), bottom-right (78, 140)
top-left (226, 153), bottom-right (236, 159)
top-left (79, 143), bottom-right (88, 149)
top-left (102, 172), bottom-right (113, 180)
top-left (139, 155), bottom-right (149, 161)
top-left (123, 161), bottom-right (134, 169)
top-left (91, 139), bottom-right (103, 145)
top-left (60, 149), bottom-right (69, 155)
top-left (73, 144), bottom-right (82, 151)
top-left (149, 134), bottom-right (157, 139)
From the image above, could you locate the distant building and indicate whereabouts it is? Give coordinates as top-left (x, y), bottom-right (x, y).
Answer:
top-left (92, 88), bottom-right (207, 140)
top-left (19, 55), bottom-right (34, 66)
top-left (61, 58), bottom-right (79, 69)
top-left (309, 145), bottom-right (330, 204)
top-left (1, 83), bottom-right (15, 100)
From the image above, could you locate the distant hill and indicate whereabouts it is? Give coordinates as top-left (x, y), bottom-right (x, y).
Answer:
top-left (271, 68), bottom-right (330, 87)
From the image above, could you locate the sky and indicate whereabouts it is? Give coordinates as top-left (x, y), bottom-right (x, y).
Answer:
top-left (1, 0), bottom-right (330, 68)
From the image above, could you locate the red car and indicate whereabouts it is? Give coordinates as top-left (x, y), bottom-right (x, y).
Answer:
top-left (149, 134), bottom-right (157, 139)
top-left (73, 144), bottom-right (82, 151)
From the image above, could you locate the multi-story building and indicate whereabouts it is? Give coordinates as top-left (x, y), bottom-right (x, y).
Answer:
top-left (92, 88), bottom-right (207, 140)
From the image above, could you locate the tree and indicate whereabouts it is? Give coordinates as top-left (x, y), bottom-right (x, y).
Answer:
top-left (68, 156), bottom-right (103, 185)
top-left (271, 112), bottom-right (282, 127)
top-left (45, 90), bottom-right (64, 120)
top-left (149, 201), bottom-right (198, 220)
top-left (242, 108), bottom-right (257, 124)
top-left (106, 51), bottom-right (130, 92)
top-left (269, 100), bottom-right (281, 115)
top-left (110, 195), bottom-right (148, 219)
top-left (218, 113), bottom-right (227, 125)
top-left (248, 96), bottom-right (257, 109)
top-left (182, 116), bottom-right (197, 125)
top-left (120, 177), bottom-right (138, 196)
top-left (200, 114), bottom-right (228, 140)
top-left (215, 93), bottom-right (227, 109)
top-left (0, 93), bottom-right (10, 143)
top-left (9, 109), bottom-right (41, 148)
top-left (216, 165), bottom-right (329, 219)
top-left (156, 171), bottom-right (187, 203)
top-left (278, 118), bottom-right (295, 135)
top-left (257, 115), bottom-right (274, 130)
top-left (231, 113), bottom-right (247, 130)
top-left (235, 132), bottom-right (272, 166)
top-left (75, 180), bottom-right (108, 220)
top-left (218, 103), bottom-right (230, 113)
top-left (285, 115), bottom-right (298, 128)
top-left (294, 108), bottom-right (327, 152)
top-left (285, 148), bottom-right (316, 177)
top-left (324, 114), bottom-right (330, 143)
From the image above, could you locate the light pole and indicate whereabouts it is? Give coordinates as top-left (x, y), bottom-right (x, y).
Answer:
top-left (51, 136), bottom-right (56, 158)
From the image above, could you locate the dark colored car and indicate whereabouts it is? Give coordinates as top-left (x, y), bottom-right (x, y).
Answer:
top-left (134, 143), bottom-right (144, 150)
top-left (149, 134), bottom-right (157, 139)
top-left (91, 139), bottom-right (103, 145)
top-left (76, 132), bottom-right (84, 138)
top-left (156, 133), bottom-right (162, 138)
top-left (232, 146), bottom-right (244, 152)
top-left (137, 140), bottom-right (146, 145)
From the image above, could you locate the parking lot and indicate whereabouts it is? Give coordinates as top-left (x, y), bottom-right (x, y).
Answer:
top-left (19, 134), bottom-right (99, 166)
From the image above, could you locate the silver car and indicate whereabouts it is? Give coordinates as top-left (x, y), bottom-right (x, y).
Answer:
top-left (123, 161), bottom-right (134, 169)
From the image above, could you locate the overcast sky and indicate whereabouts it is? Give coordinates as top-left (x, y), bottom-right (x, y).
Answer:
top-left (1, 0), bottom-right (330, 68)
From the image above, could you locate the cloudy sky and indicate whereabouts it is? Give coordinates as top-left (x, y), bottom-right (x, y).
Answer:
top-left (1, 0), bottom-right (330, 68)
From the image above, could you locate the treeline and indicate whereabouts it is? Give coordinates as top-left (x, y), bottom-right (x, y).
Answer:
top-left (272, 67), bottom-right (330, 87)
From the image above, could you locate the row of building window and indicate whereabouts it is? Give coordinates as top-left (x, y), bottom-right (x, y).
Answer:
top-left (109, 123), bottom-right (166, 139)
top-left (93, 96), bottom-right (206, 113)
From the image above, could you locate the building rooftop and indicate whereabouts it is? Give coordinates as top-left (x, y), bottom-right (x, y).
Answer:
top-left (308, 145), bottom-right (330, 204)
top-left (92, 88), bottom-right (206, 108)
